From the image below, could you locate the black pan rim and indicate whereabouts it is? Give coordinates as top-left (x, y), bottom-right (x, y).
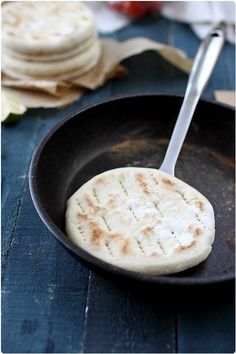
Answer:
top-left (29, 93), bottom-right (235, 286)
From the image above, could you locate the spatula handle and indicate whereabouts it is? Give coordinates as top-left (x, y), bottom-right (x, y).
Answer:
top-left (160, 27), bottom-right (225, 176)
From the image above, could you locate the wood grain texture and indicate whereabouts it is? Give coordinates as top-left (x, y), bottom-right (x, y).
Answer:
top-left (2, 16), bottom-right (235, 353)
top-left (81, 273), bottom-right (176, 353)
top-left (2, 110), bottom-right (91, 353)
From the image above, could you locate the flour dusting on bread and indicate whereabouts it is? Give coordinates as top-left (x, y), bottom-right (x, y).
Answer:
top-left (66, 167), bottom-right (215, 275)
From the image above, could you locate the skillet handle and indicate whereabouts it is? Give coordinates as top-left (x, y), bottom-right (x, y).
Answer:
top-left (159, 27), bottom-right (225, 176)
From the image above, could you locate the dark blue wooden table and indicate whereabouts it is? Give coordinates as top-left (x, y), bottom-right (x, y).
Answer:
top-left (2, 16), bottom-right (235, 353)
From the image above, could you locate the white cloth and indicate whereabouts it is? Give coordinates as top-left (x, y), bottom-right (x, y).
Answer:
top-left (161, 1), bottom-right (235, 44)
top-left (86, 1), bottom-right (235, 44)
top-left (85, 1), bottom-right (130, 33)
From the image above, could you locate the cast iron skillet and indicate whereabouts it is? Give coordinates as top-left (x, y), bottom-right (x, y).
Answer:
top-left (29, 94), bottom-right (235, 285)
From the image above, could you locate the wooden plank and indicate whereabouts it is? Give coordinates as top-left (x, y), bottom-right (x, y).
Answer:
top-left (114, 14), bottom-right (169, 42)
top-left (82, 272), bottom-right (176, 353)
top-left (2, 96), bottom-right (93, 272)
top-left (111, 16), bottom-right (173, 96)
top-left (167, 22), bottom-right (198, 96)
top-left (223, 42), bottom-right (235, 91)
top-left (2, 82), bottom-right (113, 352)
top-left (2, 113), bottom-right (42, 272)
top-left (2, 106), bottom-right (75, 272)
top-left (177, 283), bottom-right (235, 353)
top-left (1, 105), bottom-right (89, 352)
top-left (2, 126), bottom-right (90, 353)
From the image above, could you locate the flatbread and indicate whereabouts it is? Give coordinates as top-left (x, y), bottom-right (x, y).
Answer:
top-left (2, 41), bottom-right (101, 80)
top-left (2, 1), bottom-right (96, 55)
top-left (1, 53), bottom-right (100, 81)
top-left (2, 32), bottom-right (98, 62)
top-left (65, 167), bottom-right (215, 275)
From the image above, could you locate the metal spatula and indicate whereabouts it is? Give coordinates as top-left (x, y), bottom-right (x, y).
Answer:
top-left (160, 27), bottom-right (224, 176)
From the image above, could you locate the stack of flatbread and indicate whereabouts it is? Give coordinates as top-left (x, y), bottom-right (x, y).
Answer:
top-left (2, 1), bottom-right (101, 81)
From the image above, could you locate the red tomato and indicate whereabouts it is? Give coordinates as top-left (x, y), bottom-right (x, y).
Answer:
top-left (109, 1), bottom-right (162, 18)
top-left (123, 2), bottom-right (150, 17)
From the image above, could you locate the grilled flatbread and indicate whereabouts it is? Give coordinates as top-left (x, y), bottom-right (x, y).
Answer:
top-left (2, 1), bottom-right (96, 55)
top-left (2, 41), bottom-right (101, 80)
top-left (3, 33), bottom-right (98, 62)
top-left (66, 167), bottom-right (215, 275)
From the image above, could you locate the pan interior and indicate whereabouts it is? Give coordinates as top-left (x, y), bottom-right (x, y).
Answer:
top-left (35, 96), bottom-right (235, 282)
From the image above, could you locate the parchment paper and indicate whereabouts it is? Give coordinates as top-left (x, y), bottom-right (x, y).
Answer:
top-left (215, 90), bottom-right (235, 108)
